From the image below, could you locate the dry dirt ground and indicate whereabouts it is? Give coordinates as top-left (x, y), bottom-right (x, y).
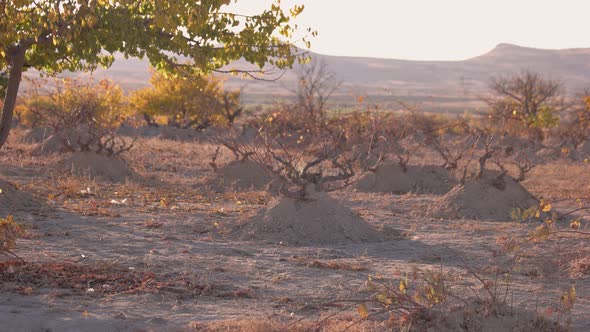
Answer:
top-left (0, 129), bottom-right (589, 332)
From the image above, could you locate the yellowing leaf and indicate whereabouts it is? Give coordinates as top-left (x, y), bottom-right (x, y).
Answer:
top-left (357, 303), bottom-right (369, 318)
top-left (542, 204), bottom-right (552, 212)
top-left (562, 285), bottom-right (577, 311)
top-left (570, 220), bottom-right (581, 230)
top-left (399, 278), bottom-right (409, 293)
top-left (376, 293), bottom-right (388, 303)
top-left (413, 292), bottom-right (423, 303)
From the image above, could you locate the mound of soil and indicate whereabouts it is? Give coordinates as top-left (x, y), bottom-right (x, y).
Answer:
top-left (206, 160), bottom-right (272, 192)
top-left (0, 179), bottom-right (43, 213)
top-left (428, 171), bottom-right (538, 221)
top-left (355, 164), bottom-right (456, 194)
top-left (240, 127), bottom-right (260, 143)
top-left (578, 140), bottom-right (590, 158)
top-left (537, 144), bottom-right (579, 161)
top-left (159, 127), bottom-right (204, 142)
top-left (20, 127), bottom-right (53, 144)
top-left (32, 128), bottom-right (93, 155)
top-left (499, 135), bottom-right (539, 151)
top-left (535, 147), bottom-right (560, 160)
top-left (115, 125), bottom-right (161, 138)
top-left (231, 189), bottom-right (398, 245)
top-left (56, 152), bottom-right (135, 182)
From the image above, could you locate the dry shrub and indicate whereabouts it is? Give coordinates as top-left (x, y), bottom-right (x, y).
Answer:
top-left (414, 123), bottom-right (544, 221)
top-left (244, 59), bottom-right (340, 142)
top-left (220, 116), bottom-right (371, 198)
top-left (22, 78), bottom-right (137, 157)
top-left (354, 111), bottom-right (475, 195)
top-left (18, 77), bottom-right (131, 131)
top-left (346, 262), bottom-right (566, 332)
top-left (243, 104), bottom-right (319, 145)
top-left (0, 179), bottom-right (43, 213)
top-left (18, 79), bottom-right (140, 182)
top-left (0, 216), bottom-right (25, 261)
top-left (56, 151), bottom-right (136, 183)
top-left (34, 126), bottom-right (136, 157)
top-left (219, 113), bottom-right (400, 245)
top-left (484, 70), bottom-right (565, 141)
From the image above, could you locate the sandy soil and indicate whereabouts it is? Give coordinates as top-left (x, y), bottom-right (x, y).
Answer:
top-left (0, 130), bottom-right (588, 331)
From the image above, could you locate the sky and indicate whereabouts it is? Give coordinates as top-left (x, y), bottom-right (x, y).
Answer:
top-left (229, 0), bottom-right (590, 61)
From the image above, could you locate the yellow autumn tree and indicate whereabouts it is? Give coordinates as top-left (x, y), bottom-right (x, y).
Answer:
top-left (18, 77), bottom-right (131, 131)
top-left (0, 0), bottom-right (310, 149)
top-left (130, 72), bottom-right (242, 129)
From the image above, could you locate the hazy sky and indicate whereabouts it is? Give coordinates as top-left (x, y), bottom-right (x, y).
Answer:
top-left (230, 0), bottom-right (590, 60)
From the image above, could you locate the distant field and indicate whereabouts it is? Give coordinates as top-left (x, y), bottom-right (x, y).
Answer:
top-left (242, 92), bottom-right (486, 115)
top-left (21, 43), bottom-right (590, 115)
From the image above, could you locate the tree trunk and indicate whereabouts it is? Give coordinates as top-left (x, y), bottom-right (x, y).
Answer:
top-left (0, 49), bottom-right (26, 150)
